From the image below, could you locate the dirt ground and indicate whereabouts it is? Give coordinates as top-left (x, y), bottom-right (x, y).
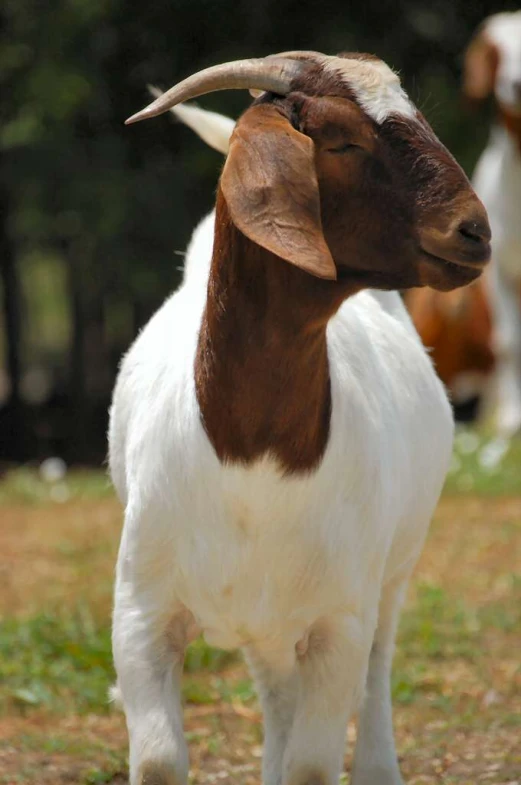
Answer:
top-left (1, 494), bottom-right (520, 784)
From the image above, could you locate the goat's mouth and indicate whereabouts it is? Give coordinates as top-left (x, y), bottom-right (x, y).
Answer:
top-left (418, 214), bottom-right (491, 271)
top-left (418, 220), bottom-right (492, 276)
top-left (419, 246), bottom-right (490, 272)
top-left (418, 248), bottom-right (486, 290)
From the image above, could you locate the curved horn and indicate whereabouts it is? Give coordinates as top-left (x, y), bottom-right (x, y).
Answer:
top-left (248, 51), bottom-right (324, 97)
top-left (125, 57), bottom-right (305, 125)
top-left (267, 51), bottom-right (324, 61)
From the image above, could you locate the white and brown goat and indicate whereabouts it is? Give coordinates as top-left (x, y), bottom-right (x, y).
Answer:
top-left (160, 93), bottom-right (495, 419)
top-left (110, 52), bottom-right (490, 785)
top-left (463, 11), bottom-right (521, 434)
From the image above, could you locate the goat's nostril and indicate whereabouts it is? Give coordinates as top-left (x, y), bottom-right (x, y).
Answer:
top-left (457, 218), bottom-right (491, 245)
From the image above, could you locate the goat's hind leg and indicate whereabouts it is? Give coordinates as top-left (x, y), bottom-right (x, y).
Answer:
top-left (112, 515), bottom-right (192, 785)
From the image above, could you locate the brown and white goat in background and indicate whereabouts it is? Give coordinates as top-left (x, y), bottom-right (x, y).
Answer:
top-left (463, 11), bottom-right (521, 435)
top-left (111, 52), bottom-right (490, 785)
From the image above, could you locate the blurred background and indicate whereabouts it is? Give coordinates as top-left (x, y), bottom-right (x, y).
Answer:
top-left (1, 0), bottom-right (516, 465)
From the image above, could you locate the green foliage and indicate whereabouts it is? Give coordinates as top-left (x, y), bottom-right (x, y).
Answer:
top-left (0, 610), bottom-right (114, 714)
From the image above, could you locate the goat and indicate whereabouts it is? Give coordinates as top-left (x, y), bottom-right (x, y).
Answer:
top-left (463, 11), bottom-right (521, 435)
top-left (110, 51), bottom-right (490, 785)
top-left (161, 96), bottom-right (496, 420)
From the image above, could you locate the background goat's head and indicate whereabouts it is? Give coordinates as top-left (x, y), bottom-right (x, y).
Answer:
top-left (463, 12), bottom-right (521, 115)
top-left (128, 51), bottom-right (491, 292)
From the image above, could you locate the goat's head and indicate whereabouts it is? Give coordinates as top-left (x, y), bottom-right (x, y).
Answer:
top-left (128, 51), bottom-right (490, 292)
top-left (463, 12), bottom-right (521, 115)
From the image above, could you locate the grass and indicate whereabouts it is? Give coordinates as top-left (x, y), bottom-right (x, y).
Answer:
top-left (0, 432), bottom-right (520, 783)
top-left (444, 427), bottom-right (521, 496)
top-left (2, 578), bottom-right (520, 717)
top-left (1, 612), bottom-right (113, 715)
top-left (0, 465), bottom-right (113, 505)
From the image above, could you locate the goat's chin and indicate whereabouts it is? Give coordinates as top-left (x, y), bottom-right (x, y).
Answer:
top-left (335, 266), bottom-right (419, 291)
top-left (418, 257), bottom-right (482, 291)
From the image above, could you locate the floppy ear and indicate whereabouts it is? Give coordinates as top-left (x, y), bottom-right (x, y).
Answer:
top-left (220, 103), bottom-right (337, 280)
top-left (462, 29), bottom-right (499, 102)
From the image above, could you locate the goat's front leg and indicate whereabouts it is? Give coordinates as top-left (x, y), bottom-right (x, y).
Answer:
top-left (245, 646), bottom-right (299, 785)
top-left (112, 519), bottom-right (193, 785)
top-left (281, 615), bottom-right (374, 785)
top-left (350, 570), bottom-right (411, 785)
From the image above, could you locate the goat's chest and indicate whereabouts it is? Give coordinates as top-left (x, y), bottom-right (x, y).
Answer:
top-left (164, 300), bottom-right (452, 648)
top-left (128, 290), bottom-right (453, 649)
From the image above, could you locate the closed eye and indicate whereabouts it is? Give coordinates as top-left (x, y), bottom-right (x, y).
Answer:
top-left (326, 142), bottom-right (359, 153)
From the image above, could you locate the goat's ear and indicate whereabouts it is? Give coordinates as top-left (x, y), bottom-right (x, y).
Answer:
top-left (220, 104), bottom-right (337, 280)
top-left (462, 29), bottom-right (499, 103)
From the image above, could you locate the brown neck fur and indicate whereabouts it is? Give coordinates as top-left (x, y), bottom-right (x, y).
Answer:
top-left (195, 189), bottom-right (357, 474)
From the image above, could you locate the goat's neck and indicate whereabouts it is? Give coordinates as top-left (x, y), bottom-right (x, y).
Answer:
top-left (195, 190), bottom-right (353, 474)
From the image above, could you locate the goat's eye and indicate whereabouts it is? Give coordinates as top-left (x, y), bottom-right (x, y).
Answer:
top-left (326, 142), bottom-right (358, 154)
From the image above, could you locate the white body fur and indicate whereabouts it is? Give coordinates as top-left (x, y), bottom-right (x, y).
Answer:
top-left (109, 207), bottom-right (453, 785)
top-left (471, 12), bottom-right (521, 435)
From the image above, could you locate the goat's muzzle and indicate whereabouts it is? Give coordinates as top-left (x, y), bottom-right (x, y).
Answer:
top-left (419, 200), bottom-right (491, 271)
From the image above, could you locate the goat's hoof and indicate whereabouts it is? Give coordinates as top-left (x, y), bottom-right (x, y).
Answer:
top-left (139, 762), bottom-right (183, 785)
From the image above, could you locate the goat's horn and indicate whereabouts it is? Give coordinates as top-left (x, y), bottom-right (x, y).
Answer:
top-left (125, 57), bottom-right (305, 125)
top-left (267, 51), bottom-right (324, 61)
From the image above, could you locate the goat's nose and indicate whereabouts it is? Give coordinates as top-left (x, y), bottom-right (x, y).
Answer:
top-left (449, 206), bottom-right (491, 266)
top-left (420, 203), bottom-right (491, 267)
top-left (457, 217), bottom-right (491, 247)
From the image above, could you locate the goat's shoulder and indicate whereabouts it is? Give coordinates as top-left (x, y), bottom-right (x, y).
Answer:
top-left (327, 289), bottom-right (453, 465)
top-left (324, 290), bottom-right (453, 558)
top-left (329, 289), bottom-right (435, 386)
top-left (108, 283), bottom-right (206, 504)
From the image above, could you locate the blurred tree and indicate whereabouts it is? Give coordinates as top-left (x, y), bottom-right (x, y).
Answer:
top-left (0, 0), bottom-right (517, 461)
